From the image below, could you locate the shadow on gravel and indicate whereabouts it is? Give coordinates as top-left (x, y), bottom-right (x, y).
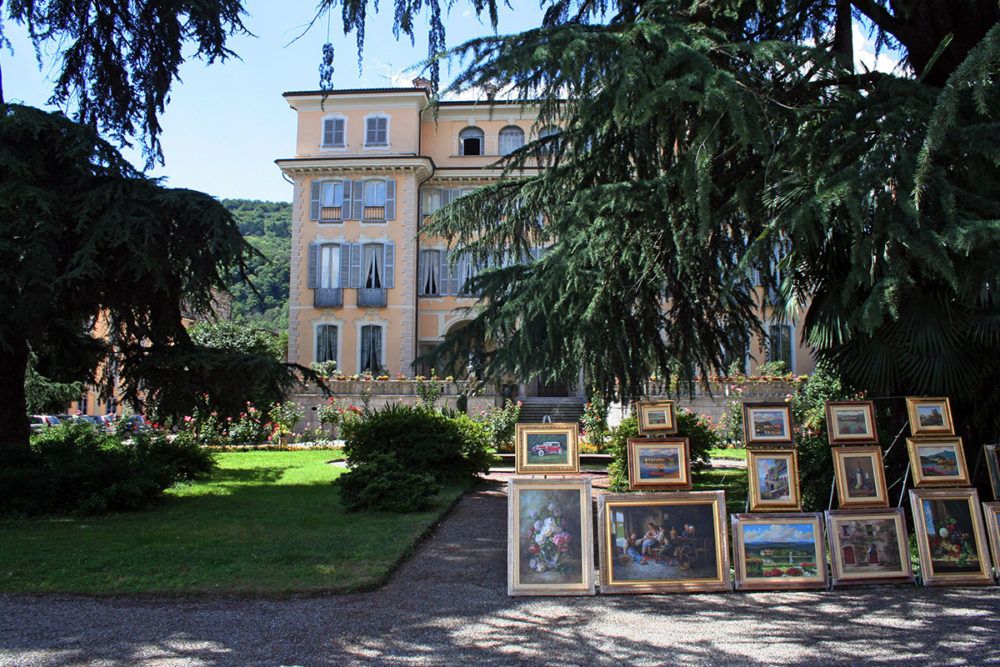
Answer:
top-left (2, 477), bottom-right (1000, 666)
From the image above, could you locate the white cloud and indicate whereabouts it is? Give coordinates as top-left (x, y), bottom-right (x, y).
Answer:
top-left (743, 523), bottom-right (815, 544)
top-left (853, 22), bottom-right (900, 74)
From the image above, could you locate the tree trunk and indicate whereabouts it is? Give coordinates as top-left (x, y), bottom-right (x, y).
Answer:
top-left (0, 337), bottom-right (33, 466)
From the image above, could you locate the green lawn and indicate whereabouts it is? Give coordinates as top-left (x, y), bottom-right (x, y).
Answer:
top-left (693, 467), bottom-right (748, 515)
top-left (0, 450), bottom-right (464, 595)
top-left (707, 447), bottom-right (748, 460)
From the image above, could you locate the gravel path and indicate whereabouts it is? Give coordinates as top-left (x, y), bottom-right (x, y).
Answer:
top-left (2, 479), bottom-right (1000, 666)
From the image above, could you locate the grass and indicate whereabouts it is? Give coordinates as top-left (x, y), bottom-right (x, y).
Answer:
top-left (707, 447), bottom-right (748, 460)
top-left (0, 450), bottom-right (465, 595)
top-left (693, 467), bottom-right (748, 515)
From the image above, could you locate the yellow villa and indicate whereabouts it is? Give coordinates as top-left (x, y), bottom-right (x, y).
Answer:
top-left (276, 79), bottom-right (815, 404)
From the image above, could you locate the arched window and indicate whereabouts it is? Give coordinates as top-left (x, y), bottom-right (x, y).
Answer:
top-left (459, 126), bottom-right (485, 156)
top-left (498, 125), bottom-right (525, 155)
top-left (538, 125), bottom-right (561, 155)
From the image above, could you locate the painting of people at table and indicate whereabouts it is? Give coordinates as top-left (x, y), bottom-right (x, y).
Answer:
top-left (607, 504), bottom-right (719, 581)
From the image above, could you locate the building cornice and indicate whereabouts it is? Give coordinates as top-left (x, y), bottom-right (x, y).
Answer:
top-left (275, 155), bottom-right (435, 179)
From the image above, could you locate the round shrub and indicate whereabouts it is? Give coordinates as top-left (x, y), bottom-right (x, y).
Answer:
top-left (337, 455), bottom-right (442, 513)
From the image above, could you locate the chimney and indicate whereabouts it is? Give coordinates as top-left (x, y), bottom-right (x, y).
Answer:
top-left (483, 83), bottom-right (498, 101)
top-left (412, 76), bottom-right (432, 94)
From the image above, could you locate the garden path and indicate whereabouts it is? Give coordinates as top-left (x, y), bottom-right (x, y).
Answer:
top-left (2, 477), bottom-right (999, 666)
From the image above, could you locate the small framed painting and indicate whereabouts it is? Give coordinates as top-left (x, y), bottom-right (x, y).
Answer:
top-left (742, 402), bottom-right (794, 447)
top-left (627, 437), bottom-right (691, 490)
top-left (597, 490), bottom-right (730, 594)
top-left (747, 449), bottom-right (801, 511)
top-left (982, 502), bottom-right (1000, 579)
top-left (909, 488), bottom-right (991, 586)
top-left (636, 400), bottom-right (678, 435)
top-left (825, 400), bottom-right (879, 445)
top-left (507, 477), bottom-right (595, 596)
top-left (905, 396), bottom-right (955, 437)
top-left (905, 437), bottom-right (970, 487)
top-left (515, 423), bottom-right (579, 474)
top-left (984, 445), bottom-right (1000, 500)
top-left (825, 509), bottom-right (913, 586)
top-left (831, 446), bottom-right (889, 508)
top-left (732, 513), bottom-right (828, 591)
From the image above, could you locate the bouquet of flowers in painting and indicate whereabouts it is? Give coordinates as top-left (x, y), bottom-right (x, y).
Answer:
top-left (526, 504), bottom-right (574, 575)
top-left (926, 514), bottom-right (978, 569)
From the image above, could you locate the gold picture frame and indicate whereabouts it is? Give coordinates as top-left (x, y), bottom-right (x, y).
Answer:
top-left (731, 513), bottom-right (828, 591)
top-left (905, 396), bottom-right (955, 437)
top-left (507, 476), bottom-right (595, 596)
top-left (825, 509), bottom-right (913, 587)
top-left (982, 502), bottom-right (1000, 580)
top-left (742, 402), bottom-right (795, 447)
top-left (626, 437), bottom-right (692, 491)
top-left (825, 400), bottom-right (879, 446)
top-left (514, 423), bottom-right (579, 474)
top-left (597, 491), bottom-right (730, 594)
top-left (636, 400), bottom-right (678, 435)
top-left (905, 437), bottom-right (970, 487)
top-left (831, 446), bottom-right (890, 508)
top-left (746, 449), bottom-right (801, 511)
top-left (984, 445), bottom-right (1000, 501)
top-left (909, 488), bottom-right (991, 586)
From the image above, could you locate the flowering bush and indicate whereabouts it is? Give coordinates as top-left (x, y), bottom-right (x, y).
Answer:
top-left (268, 401), bottom-right (304, 441)
top-left (525, 503), bottom-right (573, 574)
top-left (479, 400), bottom-right (521, 452)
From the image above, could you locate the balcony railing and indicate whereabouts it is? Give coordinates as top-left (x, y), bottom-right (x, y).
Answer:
top-left (363, 206), bottom-right (386, 221)
top-left (319, 206), bottom-right (342, 222)
top-left (313, 287), bottom-right (343, 308)
top-left (357, 287), bottom-right (387, 308)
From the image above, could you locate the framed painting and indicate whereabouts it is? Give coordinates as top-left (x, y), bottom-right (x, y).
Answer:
top-left (515, 423), bottom-right (579, 474)
top-left (982, 502), bottom-right (1000, 580)
top-left (747, 449), bottom-right (801, 511)
top-left (742, 402), bottom-right (794, 447)
top-left (627, 437), bottom-right (691, 490)
top-left (825, 509), bottom-right (913, 586)
top-left (732, 513), bottom-right (828, 591)
top-left (909, 488), bottom-right (991, 586)
top-left (825, 400), bottom-right (879, 446)
top-left (985, 445), bottom-right (1000, 500)
top-left (831, 446), bottom-right (889, 508)
top-left (905, 437), bottom-right (970, 487)
top-left (636, 400), bottom-right (678, 436)
top-left (597, 490), bottom-right (730, 594)
top-left (905, 396), bottom-right (955, 437)
top-left (507, 477), bottom-right (595, 596)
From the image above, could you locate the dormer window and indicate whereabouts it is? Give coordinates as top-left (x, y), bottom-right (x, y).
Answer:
top-left (459, 127), bottom-right (485, 156)
top-left (365, 115), bottom-right (389, 146)
top-left (322, 117), bottom-right (345, 147)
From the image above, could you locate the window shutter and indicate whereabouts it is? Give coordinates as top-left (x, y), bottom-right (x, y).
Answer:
top-left (349, 243), bottom-right (362, 288)
top-left (385, 179), bottom-right (396, 220)
top-left (338, 243), bottom-right (351, 288)
top-left (322, 119), bottom-right (334, 146)
top-left (352, 180), bottom-right (364, 220)
top-left (342, 180), bottom-right (353, 219)
top-left (309, 181), bottom-right (321, 221)
top-left (384, 241), bottom-right (395, 289)
top-left (442, 189), bottom-right (452, 208)
top-left (438, 251), bottom-right (449, 296)
top-left (307, 243), bottom-right (319, 288)
top-left (333, 119), bottom-right (344, 145)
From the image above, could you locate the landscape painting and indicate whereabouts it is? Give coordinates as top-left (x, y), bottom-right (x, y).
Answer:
top-left (515, 423), bottom-right (579, 474)
top-left (907, 438), bottom-right (969, 487)
top-left (646, 410), bottom-right (668, 425)
top-left (826, 401), bottom-right (878, 445)
top-left (508, 478), bottom-right (595, 596)
top-left (598, 491), bottom-right (729, 593)
top-left (733, 514), bottom-right (827, 590)
top-left (826, 510), bottom-right (912, 586)
top-left (909, 488), bottom-right (990, 586)
top-left (833, 447), bottom-right (888, 508)
top-left (747, 450), bottom-right (800, 511)
top-left (743, 403), bottom-right (794, 446)
top-left (906, 397), bottom-right (954, 437)
top-left (637, 400), bottom-right (678, 435)
top-left (627, 438), bottom-right (691, 490)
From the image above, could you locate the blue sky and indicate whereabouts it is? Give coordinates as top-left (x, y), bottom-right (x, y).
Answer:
top-left (4, 1), bottom-right (545, 201)
top-left (4, 3), bottom-right (895, 202)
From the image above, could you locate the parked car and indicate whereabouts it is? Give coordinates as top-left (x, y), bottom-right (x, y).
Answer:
top-left (118, 414), bottom-right (151, 434)
top-left (530, 440), bottom-right (565, 457)
top-left (31, 415), bottom-right (62, 429)
top-left (74, 415), bottom-right (107, 431)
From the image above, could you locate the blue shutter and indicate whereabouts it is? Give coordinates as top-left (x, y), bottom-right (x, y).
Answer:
top-left (338, 243), bottom-right (351, 288)
top-left (437, 250), bottom-right (448, 296)
top-left (322, 119), bottom-right (334, 146)
top-left (384, 241), bottom-right (395, 289)
top-left (343, 180), bottom-right (353, 219)
top-left (352, 180), bottom-right (364, 220)
top-left (385, 178), bottom-right (396, 220)
top-left (309, 181), bottom-right (321, 221)
top-left (307, 243), bottom-right (319, 288)
top-left (349, 243), bottom-right (362, 288)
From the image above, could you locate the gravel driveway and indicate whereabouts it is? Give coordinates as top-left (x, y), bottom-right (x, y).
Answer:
top-left (2, 478), bottom-right (999, 666)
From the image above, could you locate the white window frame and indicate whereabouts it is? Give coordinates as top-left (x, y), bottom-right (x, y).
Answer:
top-left (764, 320), bottom-right (796, 372)
top-left (363, 113), bottom-right (391, 149)
top-left (499, 125), bottom-right (525, 155)
top-left (312, 317), bottom-right (345, 365)
top-left (356, 321), bottom-right (388, 375)
top-left (317, 243), bottom-right (341, 290)
top-left (321, 114), bottom-right (347, 150)
top-left (458, 126), bottom-right (485, 156)
top-left (419, 248), bottom-right (443, 296)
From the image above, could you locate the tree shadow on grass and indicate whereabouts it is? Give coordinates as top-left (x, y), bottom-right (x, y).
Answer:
top-left (2, 478), bottom-right (1000, 665)
top-left (205, 466), bottom-right (285, 485)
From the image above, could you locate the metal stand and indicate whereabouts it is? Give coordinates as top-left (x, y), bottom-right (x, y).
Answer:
top-left (827, 474), bottom-right (837, 511)
top-left (896, 466), bottom-right (911, 508)
top-left (971, 445), bottom-right (985, 485)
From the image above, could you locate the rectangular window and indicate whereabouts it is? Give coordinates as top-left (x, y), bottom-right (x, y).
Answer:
top-left (318, 244), bottom-right (340, 289)
top-left (365, 116), bottom-right (388, 146)
top-left (320, 181), bottom-right (344, 222)
top-left (316, 325), bottom-right (338, 363)
top-left (768, 324), bottom-right (793, 367)
top-left (322, 118), bottom-right (345, 147)
top-left (419, 249), bottom-right (441, 296)
top-left (363, 243), bottom-right (384, 289)
top-left (363, 180), bottom-right (387, 221)
top-left (360, 325), bottom-right (383, 374)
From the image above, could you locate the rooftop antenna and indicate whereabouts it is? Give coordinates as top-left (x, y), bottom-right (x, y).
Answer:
top-left (379, 63), bottom-right (396, 87)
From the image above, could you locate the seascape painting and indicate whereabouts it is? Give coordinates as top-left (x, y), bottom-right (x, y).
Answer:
top-left (917, 445), bottom-right (959, 478)
top-left (637, 446), bottom-right (680, 479)
top-left (752, 411), bottom-right (788, 438)
top-left (835, 409), bottom-right (869, 435)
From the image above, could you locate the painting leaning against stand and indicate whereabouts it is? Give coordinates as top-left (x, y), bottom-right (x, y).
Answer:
top-left (825, 509), bottom-right (914, 587)
top-left (507, 477), bottom-right (595, 596)
top-left (983, 502), bottom-right (1000, 581)
top-left (731, 513), bottom-right (829, 591)
top-left (908, 488), bottom-right (992, 586)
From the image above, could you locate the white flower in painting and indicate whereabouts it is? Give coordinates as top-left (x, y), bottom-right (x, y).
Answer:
top-left (533, 520), bottom-right (543, 532)
top-left (938, 527), bottom-right (949, 538)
